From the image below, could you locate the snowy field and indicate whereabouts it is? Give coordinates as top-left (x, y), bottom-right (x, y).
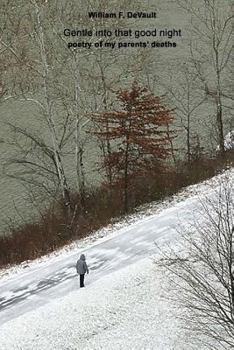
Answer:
top-left (0, 168), bottom-right (233, 349)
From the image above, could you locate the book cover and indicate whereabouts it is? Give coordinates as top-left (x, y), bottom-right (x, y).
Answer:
top-left (0, 1), bottom-right (233, 349)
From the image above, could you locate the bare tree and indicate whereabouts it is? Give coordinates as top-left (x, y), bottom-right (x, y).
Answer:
top-left (176, 0), bottom-right (234, 154)
top-left (161, 64), bottom-right (207, 163)
top-left (0, 0), bottom-right (79, 229)
top-left (158, 176), bottom-right (234, 349)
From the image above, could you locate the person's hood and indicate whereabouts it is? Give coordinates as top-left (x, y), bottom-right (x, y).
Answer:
top-left (80, 254), bottom-right (86, 261)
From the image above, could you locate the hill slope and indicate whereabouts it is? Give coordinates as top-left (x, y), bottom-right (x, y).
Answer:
top-left (0, 169), bottom-right (233, 349)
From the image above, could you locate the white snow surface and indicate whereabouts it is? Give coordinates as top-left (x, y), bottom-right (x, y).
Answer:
top-left (0, 258), bottom-right (190, 350)
top-left (216, 130), bottom-right (234, 151)
top-left (224, 131), bottom-right (234, 150)
top-left (0, 168), bottom-right (233, 349)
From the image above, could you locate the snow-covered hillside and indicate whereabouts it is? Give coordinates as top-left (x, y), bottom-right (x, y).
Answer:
top-left (0, 258), bottom-right (190, 350)
top-left (0, 169), bottom-right (233, 350)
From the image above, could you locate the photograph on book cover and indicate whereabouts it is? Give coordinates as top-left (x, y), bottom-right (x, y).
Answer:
top-left (0, 1), bottom-right (233, 349)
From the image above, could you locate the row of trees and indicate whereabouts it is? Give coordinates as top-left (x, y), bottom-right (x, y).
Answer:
top-left (0, 0), bottom-right (233, 230)
top-left (0, 0), bottom-right (144, 227)
top-left (149, 0), bottom-right (234, 161)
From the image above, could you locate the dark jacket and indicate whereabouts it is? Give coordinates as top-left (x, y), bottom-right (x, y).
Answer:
top-left (76, 254), bottom-right (89, 275)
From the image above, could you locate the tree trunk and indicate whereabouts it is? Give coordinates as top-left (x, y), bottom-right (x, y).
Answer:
top-left (34, 1), bottom-right (72, 230)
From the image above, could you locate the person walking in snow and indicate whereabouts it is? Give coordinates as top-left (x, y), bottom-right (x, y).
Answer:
top-left (76, 254), bottom-right (89, 288)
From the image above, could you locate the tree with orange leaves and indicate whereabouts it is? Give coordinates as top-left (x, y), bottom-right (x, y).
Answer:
top-left (91, 81), bottom-right (175, 213)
